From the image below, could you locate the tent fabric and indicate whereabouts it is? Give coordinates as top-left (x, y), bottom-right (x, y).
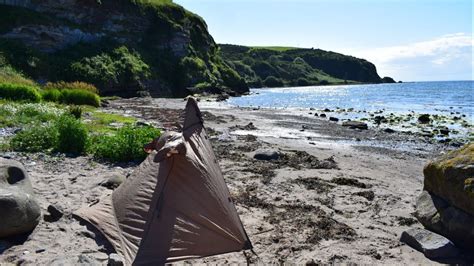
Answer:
top-left (74, 98), bottom-right (252, 265)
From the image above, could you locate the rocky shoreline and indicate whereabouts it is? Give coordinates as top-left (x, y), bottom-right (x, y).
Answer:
top-left (0, 97), bottom-right (472, 264)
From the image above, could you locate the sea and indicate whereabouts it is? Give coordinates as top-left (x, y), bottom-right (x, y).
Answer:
top-left (228, 81), bottom-right (473, 120)
top-left (226, 80), bottom-right (473, 139)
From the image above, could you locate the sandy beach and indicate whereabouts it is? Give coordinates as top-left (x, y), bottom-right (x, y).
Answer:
top-left (0, 97), bottom-right (458, 264)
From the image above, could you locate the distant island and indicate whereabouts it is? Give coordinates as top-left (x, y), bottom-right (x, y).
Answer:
top-left (0, 0), bottom-right (395, 98)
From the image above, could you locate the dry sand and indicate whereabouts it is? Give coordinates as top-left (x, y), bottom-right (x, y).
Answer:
top-left (0, 97), bottom-right (455, 265)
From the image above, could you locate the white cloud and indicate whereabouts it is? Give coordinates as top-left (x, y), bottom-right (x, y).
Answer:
top-left (358, 33), bottom-right (472, 63)
top-left (350, 33), bottom-right (473, 81)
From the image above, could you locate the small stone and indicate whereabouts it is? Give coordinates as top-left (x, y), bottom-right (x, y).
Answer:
top-left (109, 253), bottom-right (124, 266)
top-left (439, 127), bottom-right (450, 135)
top-left (329, 117), bottom-right (339, 122)
top-left (418, 114), bottom-right (431, 124)
top-left (99, 174), bottom-right (126, 190)
top-left (44, 204), bottom-right (64, 222)
top-left (384, 128), bottom-right (395, 133)
top-left (136, 121), bottom-right (151, 127)
top-left (400, 228), bottom-right (459, 259)
top-left (320, 114), bottom-right (326, 118)
top-left (342, 121), bottom-right (368, 130)
top-left (77, 229), bottom-right (96, 239)
top-left (253, 150), bottom-right (279, 161)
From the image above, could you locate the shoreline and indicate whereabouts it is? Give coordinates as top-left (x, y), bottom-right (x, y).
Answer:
top-left (0, 97), bottom-right (465, 264)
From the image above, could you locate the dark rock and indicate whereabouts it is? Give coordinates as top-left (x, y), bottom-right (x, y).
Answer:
top-left (135, 121), bottom-right (151, 127)
top-left (109, 253), bottom-right (124, 266)
top-left (415, 190), bottom-right (474, 250)
top-left (384, 128), bottom-right (395, 133)
top-left (320, 114), bottom-right (326, 118)
top-left (400, 228), bottom-right (459, 259)
top-left (0, 158), bottom-right (41, 238)
top-left (374, 115), bottom-right (387, 124)
top-left (342, 121), bottom-right (368, 130)
top-left (100, 99), bottom-right (110, 107)
top-left (329, 117), bottom-right (339, 122)
top-left (254, 150), bottom-right (279, 161)
top-left (215, 93), bottom-right (229, 102)
top-left (230, 122), bottom-right (257, 131)
top-left (381, 76), bottom-right (396, 83)
top-left (99, 174), bottom-right (126, 190)
top-left (323, 108), bottom-right (331, 112)
top-left (418, 114), bottom-right (431, 124)
top-left (44, 204), bottom-right (64, 222)
top-left (439, 127), bottom-right (450, 135)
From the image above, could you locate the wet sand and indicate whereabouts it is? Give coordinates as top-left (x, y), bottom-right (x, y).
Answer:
top-left (0, 97), bottom-right (455, 264)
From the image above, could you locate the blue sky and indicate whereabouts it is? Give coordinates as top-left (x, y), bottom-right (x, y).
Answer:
top-left (175, 0), bottom-right (473, 81)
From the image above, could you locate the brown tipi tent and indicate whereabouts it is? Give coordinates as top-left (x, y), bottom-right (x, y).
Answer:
top-left (75, 98), bottom-right (252, 265)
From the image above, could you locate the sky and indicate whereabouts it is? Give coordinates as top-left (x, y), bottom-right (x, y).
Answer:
top-left (174, 0), bottom-right (473, 82)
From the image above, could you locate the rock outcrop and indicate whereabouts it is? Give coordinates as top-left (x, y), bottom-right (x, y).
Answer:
top-left (414, 144), bottom-right (474, 250)
top-left (0, 158), bottom-right (41, 237)
top-left (0, 0), bottom-right (248, 97)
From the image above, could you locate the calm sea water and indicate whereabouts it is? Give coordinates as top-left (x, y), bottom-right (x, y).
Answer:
top-left (228, 81), bottom-right (473, 120)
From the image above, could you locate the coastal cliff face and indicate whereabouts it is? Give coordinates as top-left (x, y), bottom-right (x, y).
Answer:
top-left (0, 0), bottom-right (248, 97)
top-left (219, 44), bottom-right (391, 88)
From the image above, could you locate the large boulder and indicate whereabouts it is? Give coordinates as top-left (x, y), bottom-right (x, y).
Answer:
top-left (414, 143), bottom-right (474, 250)
top-left (0, 158), bottom-right (41, 238)
top-left (423, 144), bottom-right (474, 216)
top-left (415, 190), bottom-right (474, 250)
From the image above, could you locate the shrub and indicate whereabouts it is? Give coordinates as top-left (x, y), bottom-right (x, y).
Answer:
top-left (70, 46), bottom-right (151, 88)
top-left (296, 77), bottom-right (310, 86)
top-left (59, 89), bottom-right (100, 107)
top-left (44, 81), bottom-right (99, 94)
top-left (0, 83), bottom-right (41, 102)
top-left (91, 125), bottom-right (160, 163)
top-left (10, 124), bottom-right (57, 152)
top-left (55, 114), bottom-right (88, 155)
top-left (41, 88), bottom-right (61, 102)
top-left (263, 76), bottom-right (283, 87)
top-left (0, 65), bottom-right (36, 86)
top-left (68, 105), bottom-right (83, 119)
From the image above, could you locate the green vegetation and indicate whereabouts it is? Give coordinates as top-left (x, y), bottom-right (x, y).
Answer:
top-left (0, 1), bottom-right (248, 97)
top-left (0, 102), bottom-right (64, 127)
top-left (88, 111), bottom-right (137, 133)
top-left (0, 79), bottom-right (100, 107)
top-left (10, 124), bottom-right (57, 153)
top-left (44, 81), bottom-right (99, 94)
top-left (0, 65), bottom-right (36, 86)
top-left (55, 114), bottom-right (88, 154)
top-left (0, 83), bottom-right (41, 102)
top-left (251, 46), bottom-right (298, 52)
top-left (220, 44), bottom-right (387, 88)
top-left (1, 101), bottom-right (160, 161)
top-left (58, 89), bottom-right (101, 107)
top-left (90, 125), bottom-right (160, 162)
top-left (70, 46), bottom-right (151, 91)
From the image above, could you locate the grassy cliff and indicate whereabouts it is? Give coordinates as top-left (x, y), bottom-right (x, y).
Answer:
top-left (0, 0), bottom-right (247, 97)
top-left (220, 44), bottom-right (392, 88)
